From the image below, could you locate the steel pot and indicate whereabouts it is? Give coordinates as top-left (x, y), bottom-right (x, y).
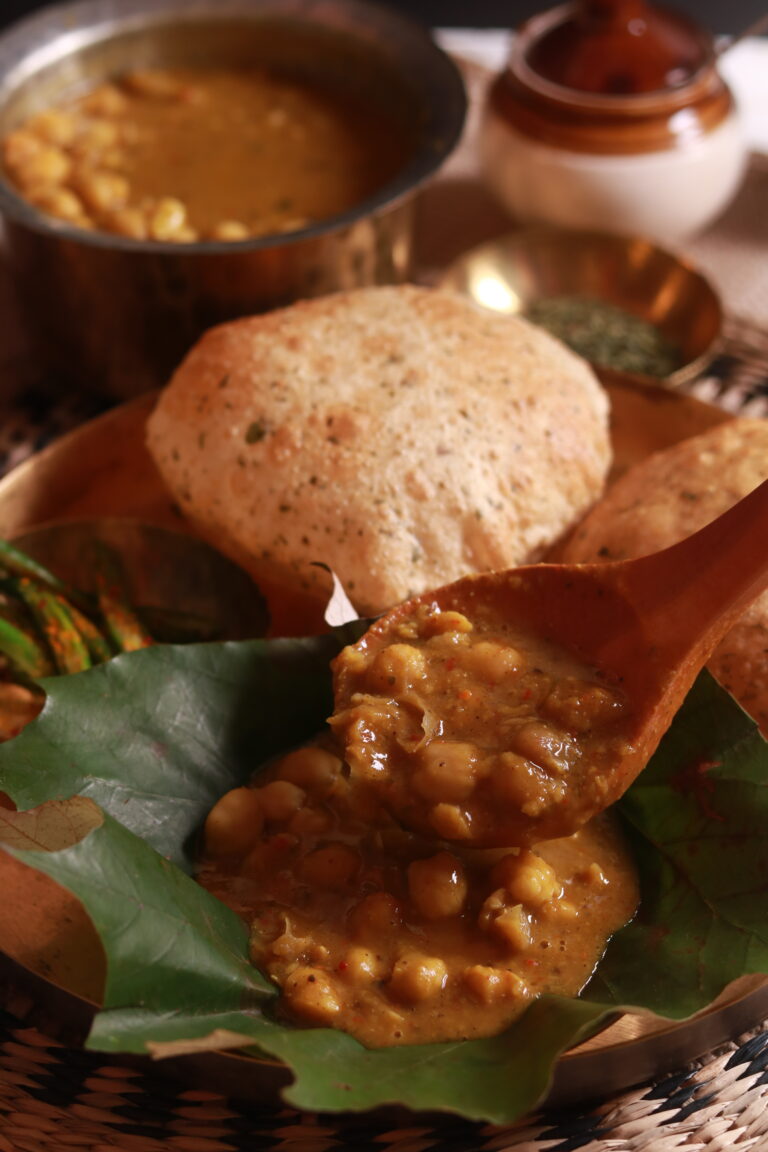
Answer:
top-left (0, 0), bottom-right (466, 397)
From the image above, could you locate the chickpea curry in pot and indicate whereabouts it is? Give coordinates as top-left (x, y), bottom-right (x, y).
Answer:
top-left (2, 66), bottom-right (413, 242)
top-left (199, 602), bottom-right (640, 1048)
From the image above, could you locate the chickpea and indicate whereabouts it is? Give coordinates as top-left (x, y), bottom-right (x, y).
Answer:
top-left (335, 645), bottom-right (368, 675)
top-left (414, 741), bottom-right (480, 803)
top-left (334, 703), bottom-right (395, 784)
top-left (210, 220), bottom-right (250, 242)
top-left (496, 849), bottom-right (561, 908)
top-left (462, 641), bottom-right (524, 682)
top-left (82, 84), bottom-right (128, 117)
top-left (72, 119), bottom-right (120, 157)
top-left (283, 966), bottom-right (342, 1024)
top-left (74, 169), bottom-right (129, 214)
top-left (269, 930), bottom-right (307, 961)
top-left (204, 786), bottom-right (264, 859)
top-left (148, 197), bottom-right (188, 241)
top-left (309, 943), bottom-right (330, 965)
top-left (495, 903), bottom-right (531, 949)
top-left (522, 776), bottom-right (566, 818)
top-left (13, 144), bottom-right (71, 190)
top-left (509, 721), bottom-right (571, 775)
top-left (408, 852), bottom-right (467, 919)
top-left (3, 129), bottom-right (44, 170)
top-left (241, 832), bottom-right (298, 877)
top-left (340, 947), bottom-right (385, 984)
top-left (288, 806), bottom-right (332, 837)
top-left (122, 69), bottom-right (186, 101)
top-left (257, 780), bottom-right (306, 823)
top-left (478, 888), bottom-right (531, 949)
top-left (463, 965), bottom-right (527, 1003)
top-left (520, 793), bottom-right (549, 818)
top-left (276, 746), bottom-right (342, 798)
top-left (28, 109), bottom-right (77, 147)
top-left (427, 632), bottom-right (472, 656)
top-left (420, 610), bottom-right (473, 638)
top-left (350, 892), bottom-right (401, 939)
top-left (27, 186), bottom-right (86, 225)
top-left (489, 751), bottom-right (541, 807)
top-left (552, 899), bottom-right (578, 922)
top-left (366, 644), bottom-right (426, 695)
top-left (428, 802), bottom-right (472, 840)
top-left (544, 680), bottom-right (624, 733)
top-left (299, 842), bottom-right (360, 891)
top-left (387, 953), bottom-right (447, 1004)
top-left (109, 207), bottom-right (148, 240)
top-left (393, 617), bottom-right (420, 641)
top-left (170, 226), bottom-right (200, 243)
top-left (478, 884), bottom-right (504, 925)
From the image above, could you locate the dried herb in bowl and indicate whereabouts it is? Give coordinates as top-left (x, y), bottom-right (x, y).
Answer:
top-left (526, 295), bottom-right (683, 377)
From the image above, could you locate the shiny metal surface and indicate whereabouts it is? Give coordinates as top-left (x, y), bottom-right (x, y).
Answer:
top-left (0, 0), bottom-right (466, 398)
top-left (440, 226), bottom-right (723, 389)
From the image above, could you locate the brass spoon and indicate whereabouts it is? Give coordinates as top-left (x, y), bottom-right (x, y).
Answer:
top-left (332, 479), bottom-right (768, 847)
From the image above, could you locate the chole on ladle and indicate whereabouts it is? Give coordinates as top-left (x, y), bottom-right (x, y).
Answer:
top-left (332, 479), bottom-right (768, 847)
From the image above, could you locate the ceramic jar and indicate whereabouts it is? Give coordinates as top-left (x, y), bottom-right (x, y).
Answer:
top-left (480, 1), bottom-right (747, 243)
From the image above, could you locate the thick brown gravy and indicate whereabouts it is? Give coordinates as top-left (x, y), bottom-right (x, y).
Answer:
top-left (332, 603), bottom-right (634, 847)
top-left (199, 741), bottom-right (638, 1048)
top-left (3, 67), bottom-right (412, 241)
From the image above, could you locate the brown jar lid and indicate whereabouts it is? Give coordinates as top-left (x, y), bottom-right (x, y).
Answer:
top-left (488, 1), bottom-right (734, 154)
top-left (527, 0), bottom-right (709, 95)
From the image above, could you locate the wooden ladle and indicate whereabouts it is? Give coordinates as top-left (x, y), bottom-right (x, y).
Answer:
top-left (332, 478), bottom-right (768, 847)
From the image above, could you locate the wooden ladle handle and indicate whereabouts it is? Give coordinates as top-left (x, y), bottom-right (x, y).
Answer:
top-left (606, 477), bottom-right (768, 674)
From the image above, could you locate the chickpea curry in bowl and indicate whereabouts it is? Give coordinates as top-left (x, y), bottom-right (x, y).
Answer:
top-left (201, 745), bottom-right (638, 1047)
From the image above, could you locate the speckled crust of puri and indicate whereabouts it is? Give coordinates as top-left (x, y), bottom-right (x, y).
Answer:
top-left (146, 285), bottom-right (611, 615)
top-left (562, 418), bottom-right (768, 734)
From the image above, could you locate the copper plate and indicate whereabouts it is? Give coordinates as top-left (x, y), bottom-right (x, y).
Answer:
top-left (0, 382), bottom-right (766, 1112)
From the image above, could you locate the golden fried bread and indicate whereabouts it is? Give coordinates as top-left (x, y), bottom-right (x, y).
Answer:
top-left (563, 417), bottom-right (768, 732)
top-left (147, 285), bottom-right (610, 615)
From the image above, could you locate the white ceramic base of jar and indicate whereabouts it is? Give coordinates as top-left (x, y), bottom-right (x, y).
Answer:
top-left (480, 108), bottom-right (747, 244)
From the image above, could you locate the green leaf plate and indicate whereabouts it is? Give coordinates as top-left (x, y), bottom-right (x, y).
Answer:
top-left (0, 632), bottom-right (767, 1123)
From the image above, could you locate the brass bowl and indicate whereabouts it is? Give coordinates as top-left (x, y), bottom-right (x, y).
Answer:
top-left (439, 226), bottom-right (723, 389)
top-left (0, 0), bottom-right (466, 399)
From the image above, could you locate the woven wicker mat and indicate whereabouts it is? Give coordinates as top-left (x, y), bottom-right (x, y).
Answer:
top-left (0, 1003), bottom-right (767, 1152)
top-left (0, 336), bottom-right (767, 1151)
